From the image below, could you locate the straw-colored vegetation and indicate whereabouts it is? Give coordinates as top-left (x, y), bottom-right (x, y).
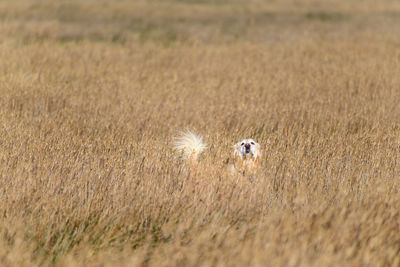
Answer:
top-left (0, 0), bottom-right (400, 266)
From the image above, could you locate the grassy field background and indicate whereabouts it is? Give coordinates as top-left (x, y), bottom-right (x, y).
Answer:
top-left (1, 0), bottom-right (400, 266)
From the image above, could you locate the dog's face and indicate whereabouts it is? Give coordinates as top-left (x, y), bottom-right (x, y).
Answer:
top-left (234, 138), bottom-right (261, 160)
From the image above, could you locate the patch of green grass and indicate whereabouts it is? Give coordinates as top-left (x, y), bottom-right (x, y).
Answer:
top-left (305, 11), bottom-right (349, 22)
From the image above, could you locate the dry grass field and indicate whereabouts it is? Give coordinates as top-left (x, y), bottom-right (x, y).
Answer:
top-left (1, 0), bottom-right (400, 266)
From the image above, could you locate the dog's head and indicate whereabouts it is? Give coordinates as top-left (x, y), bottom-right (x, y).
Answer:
top-left (233, 138), bottom-right (261, 160)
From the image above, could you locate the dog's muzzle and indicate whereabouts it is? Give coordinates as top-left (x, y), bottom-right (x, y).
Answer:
top-left (245, 144), bottom-right (251, 154)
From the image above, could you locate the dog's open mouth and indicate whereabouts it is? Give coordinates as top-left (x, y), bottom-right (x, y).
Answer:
top-left (245, 144), bottom-right (251, 154)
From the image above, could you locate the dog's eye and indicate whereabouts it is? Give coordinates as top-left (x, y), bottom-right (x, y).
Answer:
top-left (241, 143), bottom-right (244, 146)
top-left (251, 142), bottom-right (255, 145)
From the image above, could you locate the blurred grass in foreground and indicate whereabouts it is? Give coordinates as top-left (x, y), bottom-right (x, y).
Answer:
top-left (0, 0), bottom-right (400, 266)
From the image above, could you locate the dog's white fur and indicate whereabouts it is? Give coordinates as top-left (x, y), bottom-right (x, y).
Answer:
top-left (173, 130), bottom-right (261, 175)
top-left (173, 130), bottom-right (207, 166)
top-left (232, 138), bottom-right (262, 174)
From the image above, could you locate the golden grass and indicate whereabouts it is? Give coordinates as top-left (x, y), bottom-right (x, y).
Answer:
top-left (0, 0), bottom-right (400, 266)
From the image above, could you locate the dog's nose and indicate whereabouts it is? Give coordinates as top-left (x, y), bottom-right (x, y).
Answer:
top-left (245, 143), bottom-right (250, 153)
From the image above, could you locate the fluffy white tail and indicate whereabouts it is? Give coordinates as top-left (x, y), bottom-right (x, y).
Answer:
top-left (173, 130), bottom-right (207, 162)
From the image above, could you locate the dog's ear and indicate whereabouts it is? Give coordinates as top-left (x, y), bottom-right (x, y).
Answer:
top-left (233, 142), bottom-right (242, 158)
top-left (253, 142), bottom-right (262, 158)
top-left (233, 142), bottom-right (241, 148)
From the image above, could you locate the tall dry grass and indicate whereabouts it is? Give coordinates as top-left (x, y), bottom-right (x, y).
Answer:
top-left (0, 0), bottom-right (400, 266)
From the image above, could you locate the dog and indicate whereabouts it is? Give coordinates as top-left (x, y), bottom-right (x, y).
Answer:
top-left (173, 130), bottom-right (261, 176)
top-left (232, 138), bottom-right (262, 175)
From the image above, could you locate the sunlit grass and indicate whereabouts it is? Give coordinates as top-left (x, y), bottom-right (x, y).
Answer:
top-left (0, 0), bottom-right (400, 266)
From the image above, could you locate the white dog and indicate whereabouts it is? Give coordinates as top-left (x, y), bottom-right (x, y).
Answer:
top-left (173, 130), bottom-right (261, 175)
top-left (232, 138), bottom-right (262, 174)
